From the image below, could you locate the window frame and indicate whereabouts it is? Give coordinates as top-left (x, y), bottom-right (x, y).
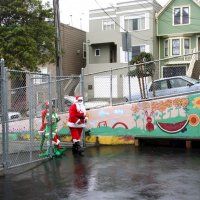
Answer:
top-left (164, 39), bottom-right (169, 57)
top-left (171, 38), bottom-right (181, 56)
top-left (33, 67), bottom-right (48, 85)
top-left (83, 42), bottom-right (86, 59)
top-left (131, 44), bottom-right (146, 59)
top-left (173, 5), bottom-right (190, 26)
top-left (102, 19), bottom-right (115, 31)
top-left (95, 49), bottom-right (100, 56)
top-left (168, 37), bottom-right (191, 57)
top-left (183, 38), bottom-right (191, 55)
top-left (124, 14), bottom-right (146, 31)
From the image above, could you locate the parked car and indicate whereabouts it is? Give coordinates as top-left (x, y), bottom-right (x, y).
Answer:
top-left (0, 111), bottom-right (22, 123)
top-left (125, 76), bottom-right (200, 101)
top-left (64, 96), bottom-right (109, 110)
top-left (8, 111), bottom-right (22, 121)
top-left (26, 96), bottom-right (109, 118)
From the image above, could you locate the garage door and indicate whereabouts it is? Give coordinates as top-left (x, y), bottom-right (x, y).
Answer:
top-left (123, 76), bottom-right (148, 96)
top-left (94, 75), bottom-right (118, 98)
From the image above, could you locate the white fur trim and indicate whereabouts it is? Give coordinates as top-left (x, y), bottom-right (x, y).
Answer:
top-left (68, 122), bottom-right (86, 128)
top-left (56, 139), bottom-right (60, 145)
top-left (38, 130), bottom-right (45, 135)
top-left (73, 139), bottom-right (80, 143)
top-left (78, 96), bottom-right (83, 100)
top-left (76, 119), bottom-right (81, 124)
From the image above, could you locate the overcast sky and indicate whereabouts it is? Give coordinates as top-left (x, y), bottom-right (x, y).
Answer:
top-left (43, 0), bottom-right (168, 31)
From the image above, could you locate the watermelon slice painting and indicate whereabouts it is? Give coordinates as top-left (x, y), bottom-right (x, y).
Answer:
top-left (157, 120), bottom-right (189, 134)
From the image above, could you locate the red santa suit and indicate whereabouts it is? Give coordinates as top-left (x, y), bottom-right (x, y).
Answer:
top-left (68, 96), bottom-right (87, 144)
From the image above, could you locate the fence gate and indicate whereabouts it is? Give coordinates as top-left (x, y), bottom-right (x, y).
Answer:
top-left (0, 61), bottom-right (82, 173)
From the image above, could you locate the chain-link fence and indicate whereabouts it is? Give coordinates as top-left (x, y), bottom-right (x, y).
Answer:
top-left (1, 51), bottom-right (200, 173)
top-left (84, 52), bottom-right (200, 105)
top-left (0, 62), bottom-right (81, 172)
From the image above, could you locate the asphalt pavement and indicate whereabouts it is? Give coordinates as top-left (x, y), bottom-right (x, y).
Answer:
top-left (0, 145), bottom-right (200, 200)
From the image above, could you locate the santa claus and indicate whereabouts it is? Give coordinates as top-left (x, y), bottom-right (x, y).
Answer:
top-left (68, 96), bottom-right (87, 155)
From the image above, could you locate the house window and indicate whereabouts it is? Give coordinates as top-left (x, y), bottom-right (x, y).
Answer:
top-left (173, 6), bottom-right (189, 25)
top-left (183, 38), bottom-right (190, 55)
top-left (182, 7), bottom-right (189, 24)
top-left (125, 14), bottom-right (146, 31)
top-left (172, 39), bottom-right (180, 55)
top-left (164, 40), bottom-right (169, 57)
top-left (95, 49), bottom-right (100, 56)
top-left (102, 19), bottom-right (115, 30)
top-left (132, 45), bottom-right (145, 59)
top-left (33, 67), bottom-right (48, 84)
top-left (83, 43), bottom-right (86, 59)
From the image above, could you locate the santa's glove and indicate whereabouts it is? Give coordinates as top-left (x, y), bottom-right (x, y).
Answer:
top-left (85, 117), bottom-right (88, 123)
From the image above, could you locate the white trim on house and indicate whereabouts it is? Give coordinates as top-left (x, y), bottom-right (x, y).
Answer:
top-left (157, 30), bottom-right (200, 37)
top-left (117, 7), bottom-right (153, 15)
top-left (89, 15), bottom-right (116, 21)
top-left (117, 0), bottom-right (153, 7)
top-left (90, 8), bottom-right (116, 14)
top-left (120, 47), bottom-right (128, 63)
top-left (120, 16), bottom-right (125, 32)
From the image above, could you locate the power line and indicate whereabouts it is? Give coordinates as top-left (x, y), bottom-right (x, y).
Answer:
top-left (93, 0), bottom-right (153, 42)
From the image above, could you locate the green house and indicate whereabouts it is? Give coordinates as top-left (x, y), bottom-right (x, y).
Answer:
top-left (156, 0), bottom-right (200, 79)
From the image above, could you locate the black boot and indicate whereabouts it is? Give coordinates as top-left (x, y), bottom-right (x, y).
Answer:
top-left (72, 143), bottom-right (78, 154)
top-left (72, 142), bottom-right (84, 156)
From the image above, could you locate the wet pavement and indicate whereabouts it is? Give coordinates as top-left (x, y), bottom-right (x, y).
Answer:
top-left (0, 145), bottom-right (200, 200)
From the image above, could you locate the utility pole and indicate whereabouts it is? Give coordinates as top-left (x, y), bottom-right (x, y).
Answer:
top-left (53, 0), bottom-right (62, 77)
top-left (53, 0), bottom-right (63, 111)
top-left (126, 31), bottom-right (131, 102)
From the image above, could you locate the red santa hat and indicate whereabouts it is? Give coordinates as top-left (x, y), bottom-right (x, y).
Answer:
top-left (75, 96), bottom-right (83, 102)
top-left (45, 101), bottom-right (49, 107)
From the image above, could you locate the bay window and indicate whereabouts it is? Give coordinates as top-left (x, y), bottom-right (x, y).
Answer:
top-left (172, 39), bottom-right (180, 55)
top-left (164, 40), bottom-right (169, 57)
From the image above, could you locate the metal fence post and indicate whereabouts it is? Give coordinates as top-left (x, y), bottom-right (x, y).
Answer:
top-left (0, 59), bottom-right (6, 169)
top-left (80, 68), bottom-right (86, 148)
top-left (28, 73), bottom-right (34, 161)
top-left (1, 59), bottom-right (9, 169)
top-left (48, 74), bottom-right (53, 156)
top-left (110, 68), bottom-right (113, 106)
top-left (80, 68), bottom-right (84, 100)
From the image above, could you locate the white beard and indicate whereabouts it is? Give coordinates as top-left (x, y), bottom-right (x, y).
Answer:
top-left (75, 102), bottom-right (86, 115)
